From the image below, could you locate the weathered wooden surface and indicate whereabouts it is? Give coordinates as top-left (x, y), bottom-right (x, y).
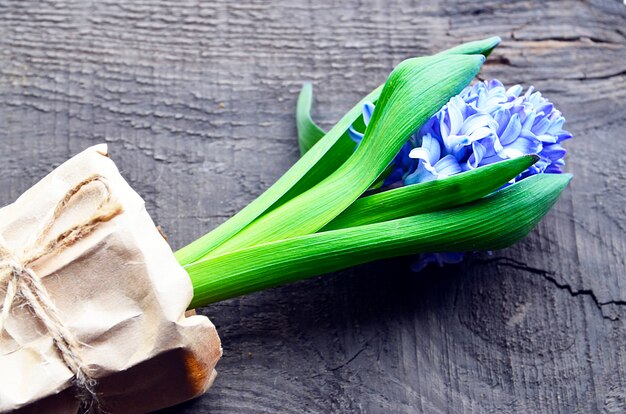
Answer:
top-left (1, 0), bottom-right (625, 412)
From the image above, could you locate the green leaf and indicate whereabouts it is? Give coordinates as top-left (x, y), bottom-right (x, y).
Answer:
top-left (439, 36), bottom-right (501, 57)
top-left (296, 85), bottom-right (392, 191)
top-left (296, 83), bottom-right (326, 155)
top-left (175, 85), bottom-right (381, 265)
top-left (368, 164), bottom-right (395, 190)
top-left (186, 173), bottom-right (571, 307)
top-left (175, 38), bottom-right (499, 266)
top-left (322, 155), bottom-right (538, 231)
top-left (206, 53), bottom-right (486, 257)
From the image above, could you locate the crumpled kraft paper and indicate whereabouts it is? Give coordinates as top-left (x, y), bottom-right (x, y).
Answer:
top-left (0, 144), bottom-right (222, 413)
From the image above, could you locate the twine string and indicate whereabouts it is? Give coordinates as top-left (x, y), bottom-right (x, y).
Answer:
top-left (0, 175), bottom-right (123, 413)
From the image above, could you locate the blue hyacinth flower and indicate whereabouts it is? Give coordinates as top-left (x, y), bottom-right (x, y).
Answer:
top-left (352, 79), bottom-right (572, 271)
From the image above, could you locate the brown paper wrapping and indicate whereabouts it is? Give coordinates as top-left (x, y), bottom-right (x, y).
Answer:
top-left (0, 144), bottom-right (222, 413)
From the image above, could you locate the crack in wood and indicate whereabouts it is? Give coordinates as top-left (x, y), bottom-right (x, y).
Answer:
top-left (480, 257), bottom-right (626, 321)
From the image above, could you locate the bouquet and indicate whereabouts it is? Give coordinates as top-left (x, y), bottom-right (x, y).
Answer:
top-left (0, 36), bottom-right (572, 413)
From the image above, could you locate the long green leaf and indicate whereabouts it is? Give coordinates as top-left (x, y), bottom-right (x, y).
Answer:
top-left (175, 86), bottom-right (381, 265)
top-left (322, 155), bottom-right (538, 231)
top-left (176, 38), bottom-right (500, 265)
top-left (187, 173), bottom-right (571, 307)
top-left (206, 53), bottom-right (486, 256)
top-left (296, 83), bottom-right (326, 155)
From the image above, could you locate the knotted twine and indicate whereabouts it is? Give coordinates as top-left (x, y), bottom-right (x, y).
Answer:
top-left (0, 174), bottom-right (123, 413)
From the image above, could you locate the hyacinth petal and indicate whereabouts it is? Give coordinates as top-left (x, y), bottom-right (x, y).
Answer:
top-left (556, 130), bottom-right (573, 142)
top-left (434, 155), bottom-right (463, 177)
top-left (481, 152), bottom-right (506, 166)
top-left (409, 134), bottom-right (441, 165)
top-left (404, 167), bottom-right (436, 184)
top-left (506, 84), bottom-right (523, 97)
top-left (470, 127), bottom-right (495, 141)
top-left (541, 143), bottom-right (567, 161)
top-left (410, 255), bottom-right (437, 272)
top-left (411, 252), bottom-right (465, 272)
top-left (532, 116), bottom-right (551, 135)
top-left (410, 161), bottom-right (437, 182)
top-left (448, 97), bottom-right (465, 133)
top-left (467, 140), bottom-right (487, 169)
top-left (502, 136), bottom-right (542, 159)
top-left (537, 103), bottom-right (554, 115)
top-left (462, 113), bottom-right (495, 136)
top-left (499, 113), bottom-right (523, 145)
top-left (445, 134), bottom-right (471, 157)
top-left (493, 109), bottom-right (510, 135)
top-left (439, 110), bottom-right (452, 139)
top-left (537, 134), bottom-right (558, 144)
top-left (521, 111), bottom-right (537, 132)
top-left (348, 126), bottom-right (364, 144)
top-left (406, 134), bottom-right (444, 183)
top-left (550, 114), bottom-right (564, 124)
top-left (363, 101), bottom-right (375, 125)
top-left (548, 116), bottom-right (565, 132)
top-left (487, 79), bottom-right (502, 89)
top-left (544, 162), bottom-right (565, 174)
top-left (491, 134), bottom-right (505, 155)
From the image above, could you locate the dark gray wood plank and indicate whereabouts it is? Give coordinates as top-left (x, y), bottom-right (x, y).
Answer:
top-left (1, 0), bottom-right (625, 413)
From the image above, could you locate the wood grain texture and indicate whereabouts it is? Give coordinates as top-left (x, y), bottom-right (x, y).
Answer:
top-left (1, 0), bottom-right (625, 412)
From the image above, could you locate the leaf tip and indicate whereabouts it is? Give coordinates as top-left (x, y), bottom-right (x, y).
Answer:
top-left (481, 36), bottom-right (502, 57)
top-left (440, 36), bottom-right (502, 58)
top-left (561, 173), bottom-right (573, 185)
top-left (298, 82), bottom-right (313, 99)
